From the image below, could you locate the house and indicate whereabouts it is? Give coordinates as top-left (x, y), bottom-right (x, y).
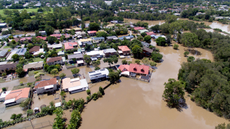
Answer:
top-left (64, 34), bottom-right (71, 39)
top-left (68, 53), bottom-right (84, 65)
top-left (87, 30), bottom-right (97, 36)
top-left (4, 87), bottom-right (30, 106)
top-left (110, 20), bottom-right (118, 24)
top-left (58, 51), bottom-right (65, 56)
top-left (34, 78), bottom-right (58, 94)
top-left (48, 44), bottom-right (63, 49)
top-left (88, 68), bottom-right (109, 82)
top-left (20, 37), bottom-right (32, 42)
top-left (139, 29), bottom-right (148, 34)
top-left (118, 46), bottom-right (131, 55)
top-left (75, 31), bottom-right (87, 39)
top-left (73, 27), bottom-right (82, 31)
top-left (103, 48), bottom-right (117, 57)
top-left (142, 46), bottom-right (153, 57)
top-left (39, 31), bottom-right (46, 36)
top-left (36, 36), bottom-right (47, 41)
top-left (16, 48), bottom-right (27, 56)
top-left (118, 35), bottom-right (134, 40)
top-left (0, 50), bottom-right (9, 58)
top-left (91, 37), bottom-right (105, 43)
top-left (0, 91), bottom-right (11, 102)
top-left (107, 36), bottom-right (118, 41)
top-left (146, 32), bottom-right (156, 37)
top-left (29, 46), bottom-right (40, 54)
top-left (86, 50), bottom-right (104, 58)
top-left (46, 56), bottom-right (63, 65)
top-left (78, 38), bottom-right (93, 47)
top-left (64, 42), bottom-right (78, 50)
top-left (54, 30), bottom-right (60, 34)
top-left (134, 27), bottom-right (145, 31)
top-left (50, 34), bottom-right (62, 39)
top-left (141, 42), bottom-right (150, 47)
top-left (26, 33), bottom-right (35, 37)
top-left (0, 23), bottom-right (7, 28)
top-left (118, 64), bottom-right (150, 76)
top-left (23, 61), bottom-right (43, 72)
top-left (33, 48), bottom-right (44, 56)
top-left (62, 78), bottom-right (89, 94)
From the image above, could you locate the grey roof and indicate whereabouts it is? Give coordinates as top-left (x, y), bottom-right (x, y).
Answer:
top-left (23, 61), bottom-right (43, 70)
top-left (103, 48), bottom-right (117, 53)
top-left (16, 48), bottom-right (27, 56)
top-left (68, 53), bottom-right (83, 60)
top-left (107, 36), bottom-right (118, 40)
top-left (141, 42), bottom-right (150, 47)
top-left (0, 63), bottom-right (18, 71)
top-left (0, 50), bottom-right (8, 57)
top-left (92, 37), bottom-right (105, 40)
top-left (143, 46), bottom-right (153, 53)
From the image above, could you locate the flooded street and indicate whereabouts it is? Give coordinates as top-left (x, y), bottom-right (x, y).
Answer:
top-left (79, 44), bottom-right (227, 129)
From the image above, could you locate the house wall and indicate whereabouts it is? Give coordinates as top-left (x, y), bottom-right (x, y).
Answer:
top-left (36, 84), bottom-right (57, 94)
top-left (123, 51), bottom-right (130, 55)
top-left (16, 97), bottom-right (27, 104)
top-left (47, 60), bottom-right (63, 65)
top-left (104, 52), bottom-right (117, 57)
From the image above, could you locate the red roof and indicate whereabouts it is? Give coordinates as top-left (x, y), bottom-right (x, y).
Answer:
top-left (36, 36), bottom-right (47, 40)
top-left (46, 56), bottom-right (62, 63)
top-left (134, 27), bottom-right (145, 30)
top-left (118, 64), bottom-right (149, 75)
top-left (34, 78), bottom-right (57, 89)
top-left (20, 37), bottom-right (32, 41)
top-left (5, 87), bottom-right (30, 101)
top-left (50, 34), bottom-right (61, 38)
top-left (87, 30), bottom-right (97, 34)
top-left (118, 46), bottom-right (130, 52)
top-left (146, 32), bottom-right (156, 36)
top-left (64, 34), bottom-right (71, 39)
top-left (64, 42), bottom-right (78, 50)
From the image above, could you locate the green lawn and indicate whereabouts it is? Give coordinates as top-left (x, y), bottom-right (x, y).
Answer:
top-left (29, 57), bottom-right (43, 63)
top-left (0, 8), bottom-right (53, 18)
top-left (3, 46), bottom-right (10, 49)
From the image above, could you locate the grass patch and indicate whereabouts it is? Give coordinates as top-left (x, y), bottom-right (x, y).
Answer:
top-left (3, 46), bottom-right (10, 49)
top-left (29, 57), bottom-right (43, 63)
top-left (12, 85), bottom-right (29, 90)
top-left (28, 69), bottom-right (43, 76)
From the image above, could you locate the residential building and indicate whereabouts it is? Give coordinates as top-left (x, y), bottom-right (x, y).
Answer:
top-left (48, 44), bottom-right (63, 49)
top-left (0, 23), bottom-right (7, 28)
top-left (118, 64), bottom-right (150, 76)
top-left (146, 32), bottom-right (156, 37)
top-left (64, 42), bottom-right (78, 50)
top-left (86, 50), bottom-right (104, 58)
top-left (29, 46), bottom-right (40, 54)
top-left (68, 53), bottom-right (84, 65)
top-left (88, 68), bottom-right (109, 82)
top-left (62, 78), bottom-right (89, 94)
top-left (103, 48), bottom-right (117, 57)
top-left (34, 78), bottom-right (58, 94)
top-left (87, 30), bottom-right (97, 36)
top-left (46, 56), bottom-right (63, 65)
top-left (78, 38), bottom-right (93, 47)
top-left (50, 34), bottom-right (62, 39)
top-left (118, 46), bottom-right (131, 55)
top-left (0, 91), bottom-right (11, 102)
top-left (141, 42), bottom-right (150, 47)
top-left (33, 48), bottom-right (44, 56)
top-left (4, 88), bottom-right (30, 106)
top-left (118, 35), bottom-right (134, 40)
top-left (139, 29), bottom-right (148, 34)
top-left (133, 27), bottom-right (145, 31)
top-left (16, 48), bottom-right (27, 56)
top-left (0, 50), bottom-right (9, 58)
top-left (107, 36), bottom-right (118, 41)
top-left (20, 37), bottom-right (32, 42)
top-left (91, 37), bottom-right (105, 43)
top-left (36, 36), bottom-right (47, 41)
top-left (23, 61), bottom-right (43, 72)
top-left (39, 31), bottom-right (46, 36)
top-left (142, 46), bottom-right (153, 57)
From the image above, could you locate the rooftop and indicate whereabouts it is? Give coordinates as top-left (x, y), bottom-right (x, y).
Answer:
top-left (64, 42), bottom-right (78, 50)
top-left (34, 78), bottom-right (57, 89)
top-left (16, 48), bottom-right (27, 56)
top-left (46, 56), bottom-right (62, 63)
top-left (68, 53), bottom-right (83, 59)
top-left (0, 50), bottom-right (8, 57)
top-left (118, 46), bottom-right (130, 52)
top-left (134, 27), bottom-right (145, 30)
top-left (5, 87), bottom-right (30, 101)
top-left (103, 48), bottom-right (117, 53)
top-left (23, 61), bottom-right (43, 71)
top-left (29, 46), bottom-right (40, 53)
top-left (118, 64), bottom-right (149, 75)
top-left (88, 68), bottom-right (109, 80)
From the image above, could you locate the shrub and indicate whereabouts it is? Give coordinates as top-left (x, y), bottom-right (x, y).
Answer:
top-left (2, 87), bottom-right (6, 91)
top-left (99, 87), bottom-right (105, 95)
top-left (16, 114), bottom-right (22, 119)
top-left (150, 61), bottom-right (157, 67)
top-left (187, 56), bottom-right (195, 62)
top-left (173, 44), bottom-right (179, 50)
top-left (86, 89), bottom-right (91, 95)
top-left (92, 93), bottom-right (98, 101)
top-left (95, 67), bottom-right (100, 70)
top-left (128, 61), bottom-right (132, 65)
top-left (135, 60), bottom-right (140, 64)
top-left (10, 114), bottom-right (16, 120)
top-left (97, 91), bottom-right (102, 98)
top-left (27, 109), bottom-right (33, 116)
top-left (122, 59), bottom-right (127, 64)
top-left (86, 96), bottom-right (91, 102)
top-left (20, 82), bottom-right (23, 86)
top-left (184, 51), bottom-right (189, 57)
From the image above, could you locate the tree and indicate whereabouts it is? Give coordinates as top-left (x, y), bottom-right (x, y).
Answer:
top-left (27, 109), bottom-right (33, 116)
top-left (45, 25), bottom-right (54, 36)
top-left (59, 73), bottom-right (66, 79)
top-left (50, 68), bottom-right (59, 76)
top-left (132, 45), bottom-right (142, 59)
top-left (60, 91), bottom-right (66, 98)
top-left (150, 61), bottom-right (157, 67)
top-left (48, 36), bottom-right (57, 44)
top-left (122, 59), bottom-right (127, 64)
top-left (53, 108), bottom-right (65, 129)
top-left (184, 51), bottom-right (189, 57)
top-left (187, 56), bottom-right (195, 62)
top-left (135, 60), bottom-right (140, 64)
top-left (2, 72), bottom-right (6, 78)
top-left (95, 66), bottom-right (100, 70)
top-left (10, 114), bottom-right (17, 120)
top-left (156, 37), bottom-right (166, 46)
top-left (181, 33), bottom-right (200, 48)
top-left (83, 55), bottom-right (91, 66)
top-left (86, 89), bottom-right (91, 95)
top-left (108, 70), bottom-right (120, 84)
top-left (25, 51), bottom-right (33, 59)
top-left (16, 114), bottom-right (22, 119)
top-left (16, 67), bottom-right (25, 77)
top-left (103, 55), bottom-right (118, 67)
top-left (89, 22), bottom-right (100, 31)
top-left (27, 43), bottom-right (34, 49)
top-left (165, 15), bottom-right (177, 23)
top-left (19, 98), bottom-right (31, 109)
top-left (144, 35), bottom-right (151, 43)
top-left (92, 60), bottom-right (100, 67)
top-left (150, 25), bottom-right (160, 32)
top-left (43, 43), bottom-right (49, 52)
top-left (173, 44), bottom-right (179, 50)
top-left (99, 86), bottom-right (105, 95)
top-left (151, 52), bottom-right (163, 62)
top-left (99, 43), bottom-right (107, 50)
top-left (96, 31), bottom-right (107, 39)
top-left (67, 109), bottom-right (81, 129)
top-left (12, 54), bottom-right (19, 62)
top-left (2, 87), bottom-right (6, 91)
top-left (162, 78), bottom-right (185, 108)
top-left (141, 32), bottom-right (147, 37)
top-left (71, 68), bottom-right (80, 76)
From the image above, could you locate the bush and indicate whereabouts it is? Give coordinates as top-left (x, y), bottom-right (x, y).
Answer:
top-left (95, 67), bottom-right (100, 70)
top-left (16, 114), bottom-right (22, 119)
top-left (20, 82), bottom-right (23, 86)
top-left (135, 60), bottom-right (140, 64)
top-left (99, 87), bottom-right (105, 95)
top-left (86, 89), bottom-right (91, 95)
top-left (128, 61), bottom-right (132, 65)
top-left (187, 56), bottom-right (195, 62)
top-left (92, 93), bottom-right (98, 101)
top-left (86, 96), bottom-right (91, 102)
top-left (122, 59), bottom-right (127, 64)
top-left (97, 91), bottom-right (102, 98)
top-left (2, 87), bottom-right (6, 91)
top-left (173, 44), bottom-right (179, 50)
top-left (27, 109), bottom-right (33, 116)
top-left (10, 114), bottom-right (16, 120)
top-left (184, 51), bottom-right (189, 57)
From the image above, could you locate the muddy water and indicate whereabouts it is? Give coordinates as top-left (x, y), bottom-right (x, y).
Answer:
top-left (79, 43), bottom-right (228, 129)
top-left (124, 18), bottom-right (165, 27)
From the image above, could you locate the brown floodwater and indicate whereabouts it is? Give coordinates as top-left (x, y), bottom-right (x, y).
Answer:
top-left (124, 18), bottom-right (165, 27)
top-left (79, 43), bottom-right (228, 129)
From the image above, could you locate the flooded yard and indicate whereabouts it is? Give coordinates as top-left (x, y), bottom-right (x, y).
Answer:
top-left (0, 104), bottom-right (26, 122)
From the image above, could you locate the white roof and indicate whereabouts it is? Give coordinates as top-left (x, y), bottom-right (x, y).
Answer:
top-left (4, 98), bottom-right (15, 104)
top-left (55, 102), bottom-right (61, 107)
top-left (48, 44), bottom-right (62, 49)
top-left (74, 51), bottom-right (81, 54)
top-left (33, 48), bottom-right (44, 56)
top-left (44, 85), bottom-right (54, 89)
top-left (88, 68), bottom-right (109, 77)
top-left (121, 71), bottom-right (130, 76)
top-left (0, 91), bottom-right (11, 99)
top-left (68, 79), bottom-right (89, 92)
top-left (86, 50), bottom-right (104, 56)
top-left (120, 55), bottom-right (125, 59)
top-left (118, 50), bottom-right (123, 54)
top-left (70, 78), bottom-right (80, 82)
top-left (77, 60), bottom-right (84, 64)
top-left (6, 49), bottom-right (18, 61)
top-left (34, 107), bottom-right (39, 110)
top-left (58, 51), bottom-right (65, 56)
